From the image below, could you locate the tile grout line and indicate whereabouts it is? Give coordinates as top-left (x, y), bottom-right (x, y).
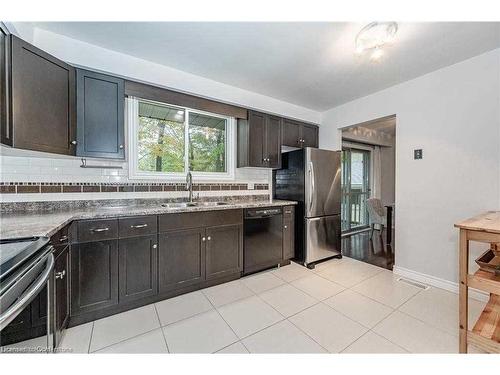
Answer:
top-left (90, 327), bottom-right (162, 353)
top-left (250, 277), bottom-right (332, 353)
top-left (202, 287), bottom-right (246, 353)
top-left (153, 303), bottom-right (170, 353)
top-left (87, 322), bottom-right (95, 354)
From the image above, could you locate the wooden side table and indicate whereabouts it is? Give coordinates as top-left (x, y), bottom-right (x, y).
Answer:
top-left (455, 211), bottom-right (500, 353)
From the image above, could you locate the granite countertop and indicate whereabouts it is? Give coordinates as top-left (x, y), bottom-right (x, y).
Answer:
top-left (0, 200), bottom-right (297, 239)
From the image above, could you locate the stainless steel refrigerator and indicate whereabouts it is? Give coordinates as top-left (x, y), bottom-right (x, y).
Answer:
top-left (274, 148), bottom-right (342, 268)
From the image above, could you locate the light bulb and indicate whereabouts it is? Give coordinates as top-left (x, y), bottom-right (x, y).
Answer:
top-left (370, 48), bottom-right (384, 62)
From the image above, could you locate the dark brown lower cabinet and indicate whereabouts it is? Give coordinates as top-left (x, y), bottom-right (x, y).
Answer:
top-left (158, 228), bottom-right (205, 293)
top-left (118, 235), bottom-right (158, 303)
top-left (54, 245), bottom-right (70, 346)
top-left (205, 224), bottom-right (243, 280)
top-left (283, 206), bottom-right (295, 260)
top-left (71, 240), bottom-right (119, 315)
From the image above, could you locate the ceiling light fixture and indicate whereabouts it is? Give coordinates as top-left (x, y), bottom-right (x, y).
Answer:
top-left (355, 22), bottom-right (398, 61)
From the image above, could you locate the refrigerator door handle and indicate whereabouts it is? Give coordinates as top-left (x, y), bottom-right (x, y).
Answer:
top-left (308, 161), bottom-right (315, 213)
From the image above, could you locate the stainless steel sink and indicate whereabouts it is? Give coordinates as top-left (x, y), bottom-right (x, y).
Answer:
top-left (161, 201), bottom-right (230, 209)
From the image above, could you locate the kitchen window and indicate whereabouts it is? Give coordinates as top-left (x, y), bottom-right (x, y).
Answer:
top-left (128, 97), bottom-right (235, 180)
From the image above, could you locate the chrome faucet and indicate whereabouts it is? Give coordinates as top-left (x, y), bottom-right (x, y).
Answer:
top-left (186, 171), bottom-right (193, 203)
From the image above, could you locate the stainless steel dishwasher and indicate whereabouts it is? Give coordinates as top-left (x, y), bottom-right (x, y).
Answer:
top-left (243, 207), bottom-right (283, 275)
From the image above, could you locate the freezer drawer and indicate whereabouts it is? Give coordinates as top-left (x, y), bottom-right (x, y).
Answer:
top-left (305, 215), bottom-right (341, 264)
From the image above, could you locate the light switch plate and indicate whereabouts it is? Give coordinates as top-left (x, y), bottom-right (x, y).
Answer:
top-left (414, 149), bottom-right (423, 160)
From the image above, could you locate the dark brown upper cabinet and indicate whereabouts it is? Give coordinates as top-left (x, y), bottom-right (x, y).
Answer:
top-left (76, 69), bottom-right (125, 159)
top-left (237, 110), bottom-right (282, 169)
top-left (281, 118), bottom-right (319, 148)
top-left (7, 35), bottom-right (76, 155)
top-left (0, 24), bottom-right (9, 145)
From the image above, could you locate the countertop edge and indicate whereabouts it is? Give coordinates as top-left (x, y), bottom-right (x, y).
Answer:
top-left (1, 200), bottom-right (298, 239)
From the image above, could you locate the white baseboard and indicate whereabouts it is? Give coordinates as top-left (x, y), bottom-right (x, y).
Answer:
top-left (393, 266), bottom-right (489, 302)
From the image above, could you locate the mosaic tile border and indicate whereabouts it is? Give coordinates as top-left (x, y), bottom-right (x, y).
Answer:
top-left (0, 182), bottom-right (269, 194)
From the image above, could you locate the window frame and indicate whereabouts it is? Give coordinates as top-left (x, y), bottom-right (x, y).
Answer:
top-left (127, 97), bottom-right (235, 181)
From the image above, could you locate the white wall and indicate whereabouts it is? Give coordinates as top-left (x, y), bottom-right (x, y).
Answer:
top-left (320, 48), bottom-right (500, 285)
top-left (28, 26), bottom-right (320, 124)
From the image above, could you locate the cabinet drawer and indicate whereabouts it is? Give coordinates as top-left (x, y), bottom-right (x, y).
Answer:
top-left (119, 216), bottom-right (157, 238)
top-left (77, 219), bottom-right (118, 243)
top-left (283, 205), bottom-right (295, 217)
top-left (159, 209), bottom-right (242, 232)
top-left (50, 225), bottom-right (70, 247)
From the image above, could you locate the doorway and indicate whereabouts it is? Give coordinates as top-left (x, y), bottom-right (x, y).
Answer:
top-left (339, 115), bottom-right (396, 270)
top-left (341, 147), bottom-right (371, 233)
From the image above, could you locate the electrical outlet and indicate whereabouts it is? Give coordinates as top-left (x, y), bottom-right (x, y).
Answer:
top-left (414, 149), bottom-right (423, 160)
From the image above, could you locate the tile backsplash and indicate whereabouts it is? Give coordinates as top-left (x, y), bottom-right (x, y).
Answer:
top-left (0, 149), bottom-right (271, 202)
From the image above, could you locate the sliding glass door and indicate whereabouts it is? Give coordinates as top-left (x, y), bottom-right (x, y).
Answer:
top-left (341, 147), bottom-right (371, 233)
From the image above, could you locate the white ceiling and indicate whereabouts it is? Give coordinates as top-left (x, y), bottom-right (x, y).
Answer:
top-left (31, 22), bottom-right (500, 111)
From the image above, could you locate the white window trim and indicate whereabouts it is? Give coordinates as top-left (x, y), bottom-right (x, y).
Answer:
top-left (127, 97), bottom-right (236, 181)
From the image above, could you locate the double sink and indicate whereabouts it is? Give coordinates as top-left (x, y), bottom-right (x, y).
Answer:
top-left (161, 201), bottom-right (231, 209)
top-left (99, 201), bottom-right (231, 211)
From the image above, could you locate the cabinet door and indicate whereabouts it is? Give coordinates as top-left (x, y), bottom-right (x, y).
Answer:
top-left (283, 207), bottom-right (295, 260)
top-left (206, 224), bottom-right (242, 280)
top-left (282, 118), bottom-right (301, 147)
top-left (71, 240), bottom-right (119, 315)
top-left (158, 228), bottom-right (205, 292)
top-left (0, 24), bottom-right (9, 145)
top-left (54, 245), bottom-right (70, 346)
top-left (10, 35), bottom-right (76, 155)
top-left (248, 110), bottom-right (266, 167)
top-left (76, 69), bottom-right (125, 159)
top-left (265, 115), bottom-right (282, 168)
top-left (118, 235), bottom-right (158, 303)
top-left (301, 124), bottom-right (318, 148)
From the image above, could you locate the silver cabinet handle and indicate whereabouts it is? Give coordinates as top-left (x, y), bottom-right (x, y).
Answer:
top-left (202, 237), bottom-right (206, 242)
top-left (284, 225), bottom-right (288, 229)
top-left (152, 244), bottom-right (158, 249)
top-left (119, 145), bottom-right (124, 149)
top-left (130, 224), bottom-right (148, 229)
top-left (59, 235), bottom-right (68, 242)
top-left (92, 227), bottom-right (109, 233)
top-left (207, 236), bottom-right (211, 241)
top-left (70, 140), bottom-right (77, 145)
top-left (55, 270), bottom-right (66, 280)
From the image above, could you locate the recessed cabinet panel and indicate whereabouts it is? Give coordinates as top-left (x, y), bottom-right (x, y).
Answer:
top-left (10, 36), bottom-right (76, 155)
top-left (158, 228), bottom-right (205, 292)
top-left (301, 124), bottom-right (318, 148)
top-left (0, 24), bottom-right (9, 145)
top-left (119, 235), bottom-right (158, 303)
top-left (248, 111), bottom-right (266, 167)
top-left (206, 224), bottom-right (242, 280)
top-left (76, 69), bottom-right (124, 159)
top-left (54, 245), bottom-right (70, 346)
top-left (266, 115), bottom-right (282, 168)
top-left (281, 119), bottom-right (301, 148)
top-left (71, 240), bottom-right (119, 315)
top-left (283, 206), bottom-right (295, 260)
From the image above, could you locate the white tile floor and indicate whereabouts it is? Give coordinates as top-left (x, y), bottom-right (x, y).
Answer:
top-left (4, 257), bottom-right (488, 354)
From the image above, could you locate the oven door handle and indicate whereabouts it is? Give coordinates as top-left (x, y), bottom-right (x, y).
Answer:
top-left (0, 253), bottom-right (54, 330)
